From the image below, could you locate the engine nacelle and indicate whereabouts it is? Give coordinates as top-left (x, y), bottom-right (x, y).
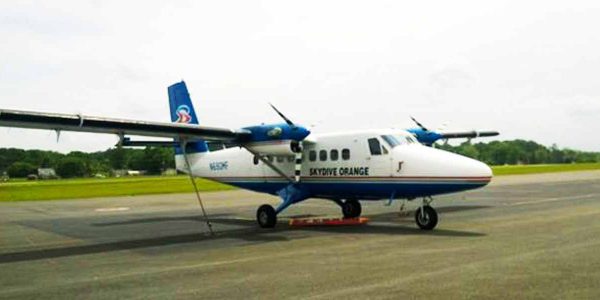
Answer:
top-left (245, 140), bottom-right (300, 156)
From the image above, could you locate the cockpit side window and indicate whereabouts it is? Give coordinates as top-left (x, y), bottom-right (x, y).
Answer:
top-left (368, 138), bottom-right (382, 155)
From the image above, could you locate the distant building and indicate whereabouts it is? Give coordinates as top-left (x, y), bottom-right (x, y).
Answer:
top-left (162, 168), bottom-right (177, 176)
top-left (37, 168), bottom-right (57, 179)
top-left (113, 169), bottom-right (146, 177)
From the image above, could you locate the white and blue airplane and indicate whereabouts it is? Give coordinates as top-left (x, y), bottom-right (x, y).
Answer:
top-left (0, 81), bottom-right (493, 230)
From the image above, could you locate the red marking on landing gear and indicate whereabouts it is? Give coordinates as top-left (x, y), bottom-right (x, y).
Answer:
top-left (289, 217), bottom-right (369, 227)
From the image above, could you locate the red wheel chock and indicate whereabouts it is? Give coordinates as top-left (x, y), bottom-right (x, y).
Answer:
top-left (289, 217), bottom-right (369, 227)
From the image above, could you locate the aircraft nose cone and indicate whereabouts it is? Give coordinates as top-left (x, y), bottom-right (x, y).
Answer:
top-left (471, 160), bottom-right (493, 185)
top-left (481, 162), bottom-right (493, 178)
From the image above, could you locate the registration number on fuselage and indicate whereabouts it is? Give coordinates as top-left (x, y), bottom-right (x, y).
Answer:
top-left (309, 167), bottom-right (370, 176)
top-left (209, 161), bottom-right (229, 171)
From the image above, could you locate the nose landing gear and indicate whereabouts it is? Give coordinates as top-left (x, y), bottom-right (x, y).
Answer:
top-left (415, 196), bottom-right (438, 230)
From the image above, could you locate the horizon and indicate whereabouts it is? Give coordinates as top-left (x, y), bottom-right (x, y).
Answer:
top-left (1, 137), bottom-right (597, 155)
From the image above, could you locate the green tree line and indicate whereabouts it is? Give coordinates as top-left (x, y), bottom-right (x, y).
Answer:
top-left (2, 140), bottom-right (599, 178)
top-left (0, 147), bottom-right (175, 178)
top-left (437, 140), bottom-right (600, 165)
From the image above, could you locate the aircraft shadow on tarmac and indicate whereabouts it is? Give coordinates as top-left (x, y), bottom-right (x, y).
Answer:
top-left (0, 205), bottom-right (488, 265)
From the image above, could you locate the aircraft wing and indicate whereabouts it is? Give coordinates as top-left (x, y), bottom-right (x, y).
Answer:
top-left (439, 130), bottom-right (499, 139)
top-left (0, 109), bottom-right (252, 142)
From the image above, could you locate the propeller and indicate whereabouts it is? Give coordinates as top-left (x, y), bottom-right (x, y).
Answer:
top-left (410, 116), bottom-right (429, 131)
top-left (269, 103), bottom-right (295, 127)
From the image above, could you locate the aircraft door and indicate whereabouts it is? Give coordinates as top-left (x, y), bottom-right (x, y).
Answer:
top-left (366, 138), bottom-right (393, 176)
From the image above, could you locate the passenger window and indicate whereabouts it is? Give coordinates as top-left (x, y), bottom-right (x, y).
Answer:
top-left (276, 156), bottom-right (284, 163)
top-left (368, 138), bottom-right (382, 155)
top-left (253, 155), bottom-right (259, 165)
top-left (330, 149), bottom-right (339, 161)
top-left (267, 155), bottom-right (274, 163)
top-left (309, 150), bottom-right (317, 162)
top-left (287, 156), bottom-right (294, 163)
top-left (342, 149), bottom-right (350, 160)
top-left (319, 150), bottom-right (327, 161)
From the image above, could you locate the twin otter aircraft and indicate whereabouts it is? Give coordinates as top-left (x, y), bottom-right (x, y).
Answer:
top-left (0, 81), bottom-right (493, 230)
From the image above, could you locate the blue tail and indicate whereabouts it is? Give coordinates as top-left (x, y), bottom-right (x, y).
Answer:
top-left (168, 81), bottom-right (209, 154)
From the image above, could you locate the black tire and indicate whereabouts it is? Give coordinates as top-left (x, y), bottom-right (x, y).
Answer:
top-left (257, 204), bottom-right (277, 228)
top-left (415, 205), bottom-right (438, 230)
top-left (342, 200), bottom-right (362, 218)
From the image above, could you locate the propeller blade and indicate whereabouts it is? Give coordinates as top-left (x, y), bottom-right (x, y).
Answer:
top-left (410, 116), bottom-right (428, 131)
top-left (269, 103), bottom-right (294, 126)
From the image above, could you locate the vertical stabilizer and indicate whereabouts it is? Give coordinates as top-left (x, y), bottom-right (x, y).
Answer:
top-left (168, 81), bottom-right (209, 154)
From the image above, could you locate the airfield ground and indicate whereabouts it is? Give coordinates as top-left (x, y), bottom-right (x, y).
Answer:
top-left (1, 171), bottom-right (600, 299)
top-left (2, 163), bottom-right (600, 201)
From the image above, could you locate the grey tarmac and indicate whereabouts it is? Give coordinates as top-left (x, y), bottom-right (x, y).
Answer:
top-left (1, 171), bottom-right (600, 299)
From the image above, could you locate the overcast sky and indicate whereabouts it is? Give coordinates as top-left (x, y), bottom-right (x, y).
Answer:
top-left (1, 0), bottom-right (600, 152)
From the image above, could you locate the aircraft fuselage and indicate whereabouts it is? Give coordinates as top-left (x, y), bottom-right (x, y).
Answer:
top-left (176, 129), bottom-right (492, 201)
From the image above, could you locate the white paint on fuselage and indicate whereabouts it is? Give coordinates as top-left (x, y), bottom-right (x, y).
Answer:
top-left (175, 129), bottom-right (492, 200)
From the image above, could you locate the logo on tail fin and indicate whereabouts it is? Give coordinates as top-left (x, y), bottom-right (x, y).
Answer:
top-left (175, 105), bottom-right (192, 124)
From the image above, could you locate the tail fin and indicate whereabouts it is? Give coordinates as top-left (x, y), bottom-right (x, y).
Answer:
top-left (168, 81), bottom-right (209, 154)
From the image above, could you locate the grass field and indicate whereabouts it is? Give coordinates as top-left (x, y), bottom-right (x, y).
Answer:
top-left (0, 176), bottom-right (234, 202)
top-left (491, 163), bottom-right (600, 175)
top-left (1, 163), bottom-right (600, 201)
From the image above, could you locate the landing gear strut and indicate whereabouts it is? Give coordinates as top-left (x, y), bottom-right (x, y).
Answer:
top-left (415, 197), bottom-right (438, 230)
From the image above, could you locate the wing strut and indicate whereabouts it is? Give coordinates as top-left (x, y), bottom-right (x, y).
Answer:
top-left (181, 140), bottom-right (214, 236)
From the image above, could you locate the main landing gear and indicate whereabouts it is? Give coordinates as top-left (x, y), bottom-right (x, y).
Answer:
top-left (256, 184), bottom-right (311, 228)
top-left (256, 197), bottom-right (363, 228)
top-left (331, 199), bottom-right (362, 219)
top-left (257, 204), bottom-right (277, 228)
top-left (341, 199), bottom-right (362, 218)
top-left (414, 197), bottom-right (438, 230)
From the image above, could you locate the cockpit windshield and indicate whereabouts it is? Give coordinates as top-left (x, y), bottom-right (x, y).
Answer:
top-left (381, 135), bottom-right (401, 147)
top-left (381, 134), bottom-right (417, 148)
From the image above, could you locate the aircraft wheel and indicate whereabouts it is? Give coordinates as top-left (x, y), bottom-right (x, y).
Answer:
top-left (257, 204), bottom-right (277, 228)
top-left (342, 200), bottom-right (362, 218)
top-left (415, 205), bottom-right (438, 230)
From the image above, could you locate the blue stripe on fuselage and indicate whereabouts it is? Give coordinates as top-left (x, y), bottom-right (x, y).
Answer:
top-left (217, 180), bottom-right (488, 200)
